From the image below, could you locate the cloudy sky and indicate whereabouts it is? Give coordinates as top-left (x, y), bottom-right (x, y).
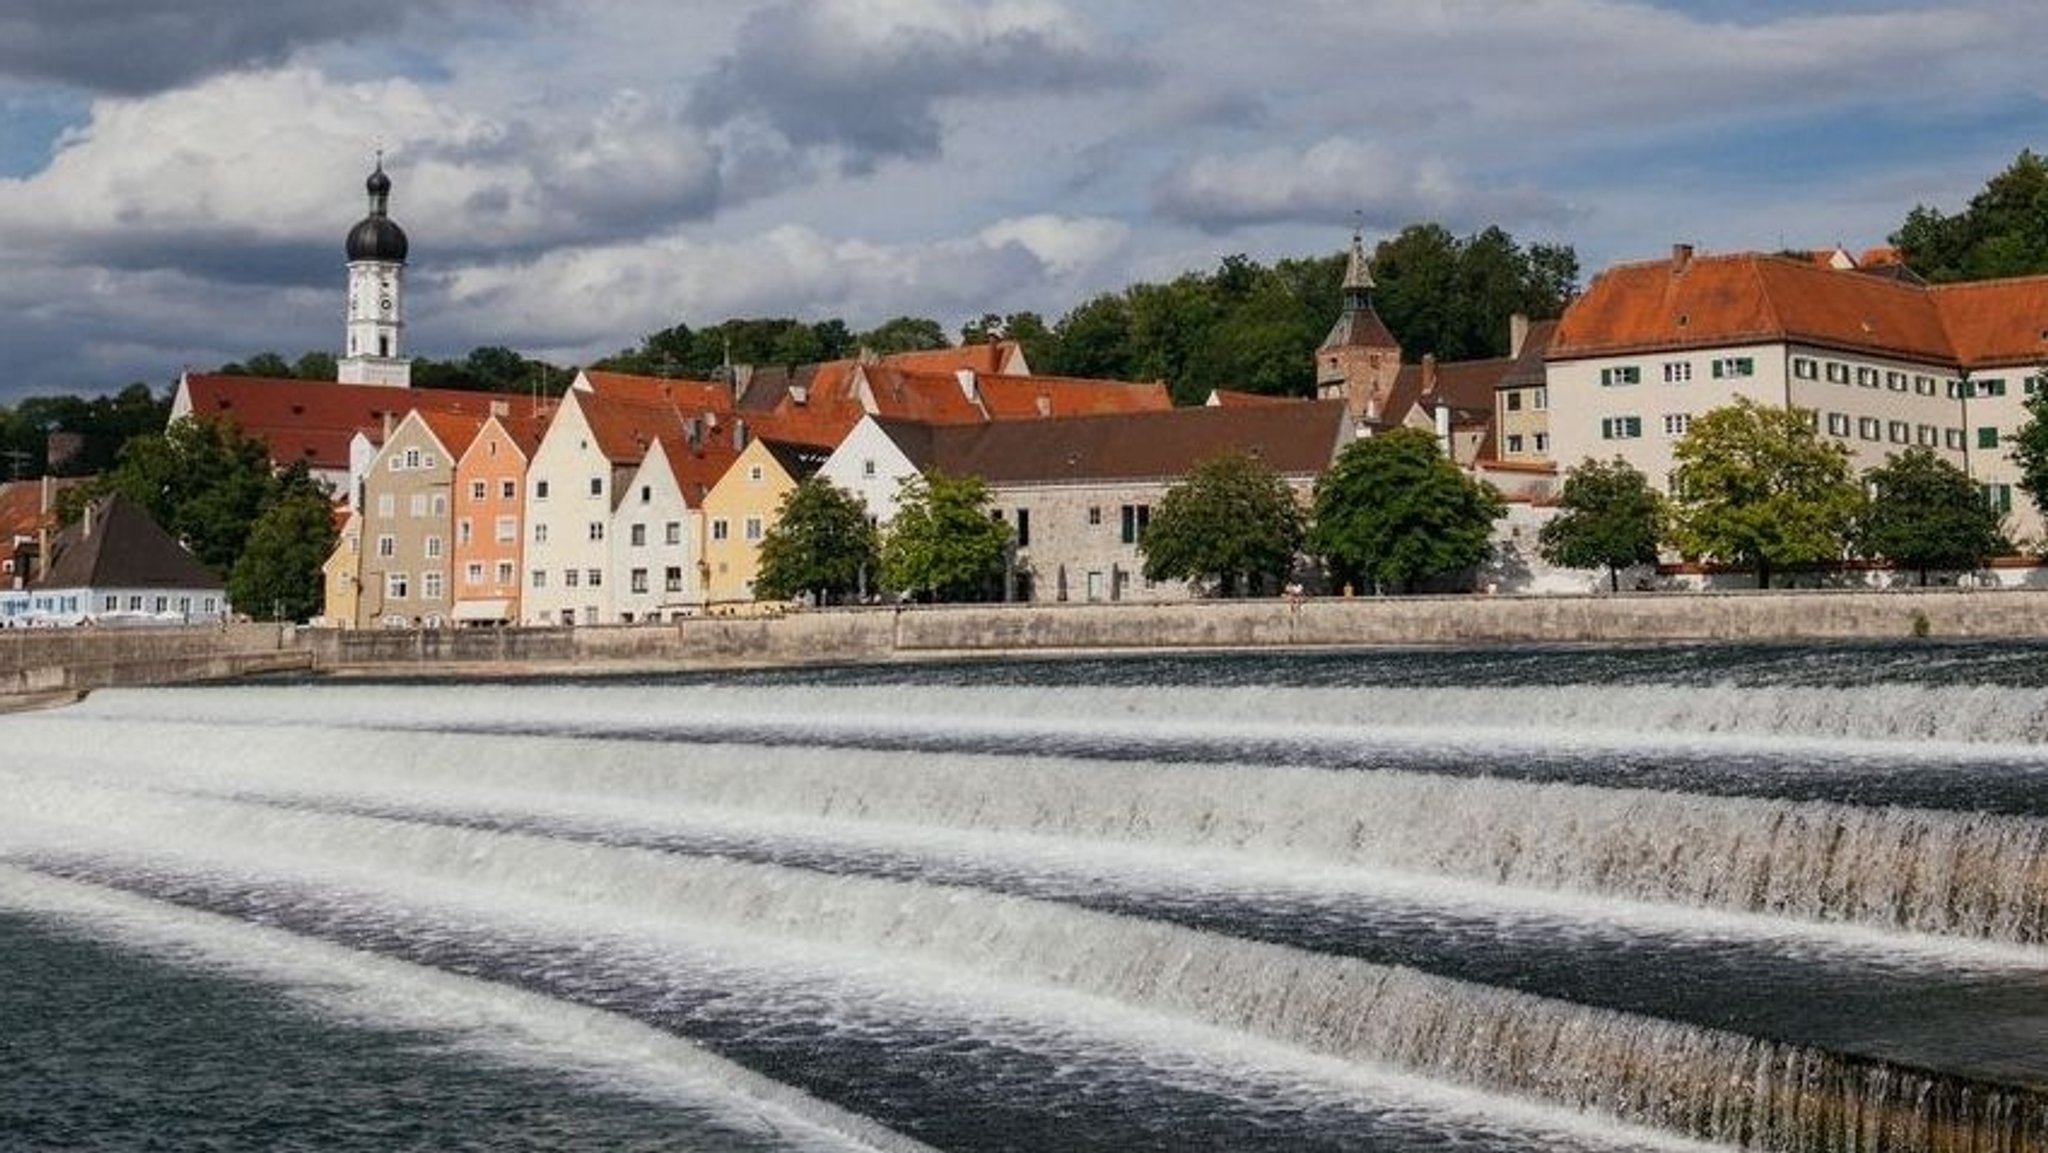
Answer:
top-left (2, 0), bottom-right (2044, 402)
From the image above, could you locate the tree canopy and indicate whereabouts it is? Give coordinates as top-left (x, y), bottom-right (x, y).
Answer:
top-left (2007, 376), bottom-right (2048, 534)
top-left (1893, 150), bottom-right (2048, 282)
top-left (1140, 450), bottom-right (1305, 597)
top-left (1537, 457), bottom-right (1665, 591)
top-left (753, 477), bottom-right (880, 604)
top-left (0, 382), bottom-right (169, 479)
top-left (1310, 426), bottom-right (1505, 595)
top-left (1858, 447), bottom-right (2008, 585)
top-left (90, 416), bottom-right (279, 576)
top-left (1667, 399), bottom-right (1862, 589)
top-left (880, 471), bottom-right (1010, 602)
top-left (1370, 224), bottom-right (1579, 365)
top-left (227, 462), bottom-right (340, 621)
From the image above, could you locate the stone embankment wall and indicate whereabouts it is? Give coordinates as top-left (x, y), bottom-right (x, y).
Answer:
top-left (0, 622), bottom-right (308, 696)
top-left (6, 589), bottom-right (2045, 697)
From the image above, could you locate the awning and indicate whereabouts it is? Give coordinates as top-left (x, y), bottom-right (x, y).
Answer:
top-left (452, 599), bottom-right (512, 622)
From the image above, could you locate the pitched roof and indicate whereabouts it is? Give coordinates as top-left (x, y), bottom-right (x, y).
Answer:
top-left (974, 374), bottom-right (1174, 419)
top-left (892, 401), bottom-right (1353, 485)
top-left (760, 438), bottom-right (830, 483)
top-left (1205, 389), bottom-right (1303, 407)
top-left (1930, 276), bottom-right (2048, 370)
top-left (578, 370), bottom-right (737, 413)
top-left (35, 494), bottom-right (222, 591)
top-left (872, 341), bottom-right (1024, 376)
top-left (411, 408), bottom-right (490, 460)
top-left (1549, 250), bottom-right (1957, 365)
top-left (176, 374), bottom-right (525, 471)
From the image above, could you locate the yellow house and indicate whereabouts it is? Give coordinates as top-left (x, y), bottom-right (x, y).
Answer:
top-left (701, 436), bottom-right (831, 606)
top-left (318, 510), bottom-right (362, 627)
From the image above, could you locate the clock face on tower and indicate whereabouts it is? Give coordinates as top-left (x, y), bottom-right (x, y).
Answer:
top-left (380, 296), bottom-right (393, 314)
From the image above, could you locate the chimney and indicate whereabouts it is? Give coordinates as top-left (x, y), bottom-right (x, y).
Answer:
top-left (732, 418), bottom-right (748, 452)
top-left (1421, 353), bottom-right (1439, 397)
top-left (1434, 402), bottom-right (1452, 460)
top-left (1671, 243), bottom-right (1695, 273)
top-left (489, 398), bottom-right (510, 418)
top-left (1035, 394), bottom-right (1051, 418)
top-left (1509, 313), bottom-right (1530, 358)
top-left (82, 500), bottom-right (96, 540)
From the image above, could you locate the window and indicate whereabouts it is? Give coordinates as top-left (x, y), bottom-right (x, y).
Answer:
top-left (1120, 504), bottom-right (1150, 544)
top-left (422, 571), bottom-right (443, 601)
top-left (1825, 412), bottom-right (1850, 436)
top-left (665, 566), bottom-right (683, 592)
top-left (465, 562), bottom-right (485, 586)
top-left (388, 455), bottom-right (401, 472)
top-left (1506, 434), bottom-right (1525, 454)
top-left (712, 519), bottom-right (729, 541)
top-left (1533, 433), bottom-right (1549, 453)
top-left (1016, 508), bottom-right (1031, 548)
top-left (470, 480), bottom-right (487, 501)
top-left (1918, 425), bottom-right (1939, 447)
top-left (457, 519), bottom-right (473, 546)
top-left (1858, 417), bottom-right (1881, 441)
top-left (531, 570), bottom-right (546, 589)
top-left (495, 516), bottom-right (516, 543)
top-left (1886, 371), bottom-right (1908, 392)
top-left (1979, 427), bottom-right (2001, 449)
top-left (588, 522), bottom-right (605, 541)
top-left (387, 572), bottom-right (409, 599)
top-left (404, 448), bottom-right (422, 469)
top-left (1946, 380), bottom-right (1966, 400)
top-left (1663, 413), bottom-right (1690, 437)
top-left (128, 595), bottom-right (143, 611)
top-left (631, 568), bottom-right (649, 594)
top-left (535, 480), bottom-right (551, 500)
top-left (425, 535), bottom-right (443, 560)
top-left (1532, 388), bottom-right (1548, 411)
top-left (1984, 484), bottom-right (2015, 514)
top-left (565, 569), bottom-right (579, 588)
top-left (496, 561), bottom-right (514, 585)
top-left (1088, 506), bottom-right (1103, 526)
top-left (376, 493), bottom-right (395, 518)
top-left (587, 569), bottom-right (603, 588)
top-left (748, 464), bottom-right (764, 482)
top-left (862, 459), bottom-right (877, 478)
top-left (431, 494), bottom-right (447, 517)
top-left (1600, 366), bottom-right (1641, 386)
top-left (1856, 367), bottom-right (1879, 388)
top-left (1915, 375), bottom-right (1937, 396)
top-left (744, 517), bottom-right (763, 542)
top-left (639, 485), bottom-right (652, 504)
top-left (1946, 428), bottom-right (1966, 451)
top-left (533, 523), bottom-right (549, 544)
top-left (1976, 378), bottom-right (2009, 398)
top-left (1663, 362), bottom-right (1692, 383)
top-left (376, 534), bottom-right (396, 558)
top-left (1711, 357), bottom-right (1754, 379)
top-left (1505, 391), bottom-right (1523, 412)
top-left (1825, 362), bottom-right (1850, 384)
top-left (410, 494), bottom-right (429, 517)
top-left (2030, 377), bottom-right (2047, 397)
top-left (422, 453), bottom-right (436, 470)
top-left (1888, 421), bottom-right (1910, 445)
top-left (501, 479), bottom-right (517, 499)
top-left (589, 476), bottom-right (603, 497)
top-left (1600, 416), bottom-right (1643, 440)
top-left (1793, 357), bottom-right (1819, 380)
top-left (630, 523), bottom-right (647, 547)
top-left (665, 522), bottom-right (682, 545)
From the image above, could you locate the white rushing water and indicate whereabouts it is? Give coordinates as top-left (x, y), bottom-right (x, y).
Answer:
top-left (5, 670), bottom-right (2048, 1152)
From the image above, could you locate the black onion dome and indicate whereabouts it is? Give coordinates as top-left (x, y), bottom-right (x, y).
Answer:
top-left (344, 162), bottom-right (409, 262)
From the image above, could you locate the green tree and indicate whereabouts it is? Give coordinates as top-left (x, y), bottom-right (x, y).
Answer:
top-left (292, 350), bottom-right (338, 381)
top-left (1667, 399), bottom-right (1862, 590)
top-left (1140, 450), bottom-right (1305, 597)
top-left (880, 471), bottom-right (1010, 602)
top-left (859, 316), bottom-right (950, 355)
top-left (228, 464), bottom-right (338, 621)
top-left (1311, 426), bottom-right (1506, 594)
top-left (91, 416), bottom-right (277, 575)
top-left (2008, 376), bottom-right (2048, 533)
top-left (1858, 447), bottom-right (2009, 585)
top-left (1372, 223), bottom-right (1577, 362)
top-left (1538, 457), bottom-right (1666, 592)
top-left (1893, 150), bottom-right (2048, 282)
top-left (753, 478), bottom-right (880, 604)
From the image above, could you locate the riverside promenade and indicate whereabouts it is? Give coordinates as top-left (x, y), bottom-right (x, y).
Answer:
top-left (7, 586), bottom-right (2048, 705)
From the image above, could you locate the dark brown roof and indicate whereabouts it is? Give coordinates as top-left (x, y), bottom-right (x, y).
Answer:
top-left (896, 401), bottom-right (1353, 485)
top-left (36, 494), bottom-right (223, 590)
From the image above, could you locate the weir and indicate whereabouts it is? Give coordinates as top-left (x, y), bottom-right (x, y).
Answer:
top-left (4, 643), bottom-right (2048, 1151)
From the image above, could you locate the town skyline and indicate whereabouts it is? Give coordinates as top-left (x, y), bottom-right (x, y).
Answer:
top-left (3, 1), bottom-right (2045, 403)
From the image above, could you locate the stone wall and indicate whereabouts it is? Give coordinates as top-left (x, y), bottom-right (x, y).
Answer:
top-left (0, 622), bottom-right (306, 694)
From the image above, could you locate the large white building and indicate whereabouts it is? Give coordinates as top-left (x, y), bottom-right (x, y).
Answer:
top-left (1545, 246), bottom-right (2048, 546)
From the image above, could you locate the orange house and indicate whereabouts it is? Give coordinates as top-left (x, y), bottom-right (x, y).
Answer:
top-left (451, 407), bottom-right (549, 626)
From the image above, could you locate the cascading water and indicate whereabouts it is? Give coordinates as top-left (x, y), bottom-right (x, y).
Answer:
top-left (4, 640), bottom-right (2048, 1151)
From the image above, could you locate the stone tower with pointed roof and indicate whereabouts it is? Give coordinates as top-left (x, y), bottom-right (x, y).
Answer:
top-left (338, 156), bottom-right (412, 388)
top-left (1315, 230), bottom-right (1402, 421)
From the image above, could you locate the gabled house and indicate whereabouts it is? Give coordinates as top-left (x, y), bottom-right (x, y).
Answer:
top-left (610, 431), bottom-right (732, 622)
top-left (816, 415), bottom-right (933, 528)
top-left (0, 477), bottom-right (85, 597)
top-left (701, 435), bottom-right (833, 605)
top-left (319, 509), bottom-right (361, 628)
top-left (26, 494), bottom-right (226, 625)
top-left (343, 408), bottom-right (485, 628)
top-left (450, 408), bottom-right (549, 626)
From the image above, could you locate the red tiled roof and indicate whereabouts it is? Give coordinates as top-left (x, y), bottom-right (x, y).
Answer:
top-left (412, 408), bottom-right (489, 460)
top-left (1549, 251), bottom-right (1957, 366)
top-left (874, 342), bottom-right (1022, 376)
top-left (903, 400), bottom-right (1354, 485)
top-left (1206, 389), bottom-right (1303, 407)
top-left (975, 374), bottom-right (1173, 419)
top-left (1930, 275), bottom-right (2048, 370)
top-left (176, 374), bottom-right (522, 470)
top-left (579, 370), bottom-right (737, 413)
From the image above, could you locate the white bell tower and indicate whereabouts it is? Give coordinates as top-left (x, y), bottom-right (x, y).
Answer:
top-left (338, 156), bottom-right (411, 387)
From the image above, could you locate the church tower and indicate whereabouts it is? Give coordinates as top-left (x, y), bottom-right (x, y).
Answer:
top-left (337, 157), bottom-right (411, 387)
top-left (1315, 229), bottom-right (1401, 422)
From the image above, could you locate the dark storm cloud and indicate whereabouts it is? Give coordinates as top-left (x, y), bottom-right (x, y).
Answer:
top-left (689, 1), bottom-right (1146, 172)
top-left (0, 0), bottom-right (493, 94)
